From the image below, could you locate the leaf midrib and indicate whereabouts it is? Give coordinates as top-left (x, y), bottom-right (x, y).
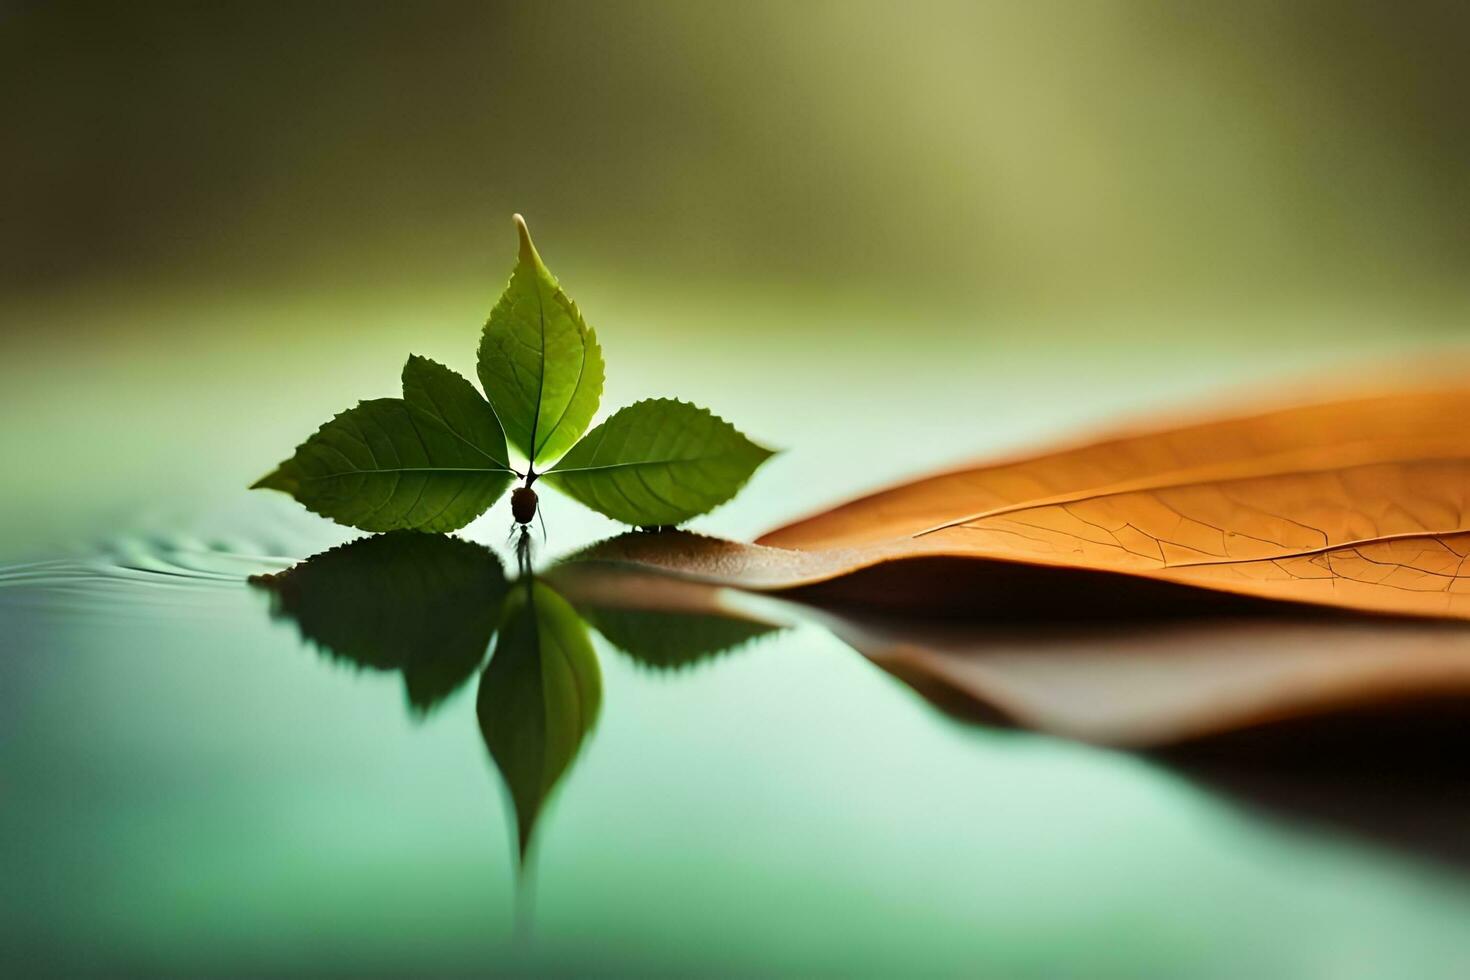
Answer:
top-left (1164, 527), bottom-right (1470, 569)
top-left (411, 379), bottom-right (509, 469)
top-left (952, 521), bottom-right (1470, 571)
top-left (551, 453), bottom-right (735, 476)
top-left (526, 271), bottom-right (549, 462)
top-left (302, 465), bottom-right (516, 480)
top-left (916, 444), bottom-right (1470, 538)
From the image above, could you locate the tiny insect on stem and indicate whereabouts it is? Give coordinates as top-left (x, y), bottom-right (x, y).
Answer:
top-left (511, 485), bottom-right (538, 526)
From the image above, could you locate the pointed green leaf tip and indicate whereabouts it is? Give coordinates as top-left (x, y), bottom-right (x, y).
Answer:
top-left (250, 356), bottom-right (515, 532)
top-left (478, 214), bottom-right (605, 465)
top-left (477, 580), bottom-right (601, 860)
top-left (544, 399), bottom-right (776, 526)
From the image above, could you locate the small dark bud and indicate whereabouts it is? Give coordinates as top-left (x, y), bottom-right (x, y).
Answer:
top-left (511, 486), bottom-right (538, 525)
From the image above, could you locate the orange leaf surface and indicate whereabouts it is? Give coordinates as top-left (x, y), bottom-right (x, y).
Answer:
top-left (746, 381), bottom-right (1470, 620)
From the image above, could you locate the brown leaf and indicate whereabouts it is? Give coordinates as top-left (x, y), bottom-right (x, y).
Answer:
top-left (751, 382), bottom-right (1470, 620)
top-left (563, 382), bottom-right (1470, 748)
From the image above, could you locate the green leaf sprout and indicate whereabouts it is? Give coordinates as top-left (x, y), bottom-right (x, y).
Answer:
top-left (253, 215), bottom-right (774, 532)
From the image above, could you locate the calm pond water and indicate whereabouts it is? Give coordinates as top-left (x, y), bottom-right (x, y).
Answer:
top-left (5, 281), bottom-right (1470, 976)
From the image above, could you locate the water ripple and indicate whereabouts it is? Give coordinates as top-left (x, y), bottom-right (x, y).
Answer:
top-left (0, 532), bottom-right (296, 609)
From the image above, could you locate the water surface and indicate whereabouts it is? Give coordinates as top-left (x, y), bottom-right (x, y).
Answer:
top-left (5, 283), bottom-right (1470, 976)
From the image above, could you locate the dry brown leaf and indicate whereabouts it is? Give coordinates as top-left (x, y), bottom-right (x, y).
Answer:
top-left (561, 381), bottom-right (1470, 746)
top-left (747, 382), bottom-right (1470, 620)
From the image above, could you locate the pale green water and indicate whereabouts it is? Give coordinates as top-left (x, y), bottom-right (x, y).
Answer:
top-left (5, 280), bottom-right (1470, 976)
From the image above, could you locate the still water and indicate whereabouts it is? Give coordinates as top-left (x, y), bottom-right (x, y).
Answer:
top-left (5, 280), bottom-right (1470, 976)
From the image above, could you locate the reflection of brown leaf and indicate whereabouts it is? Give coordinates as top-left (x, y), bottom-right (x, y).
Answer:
top-left (556, 560), bottom-right (1470, 871)
top-left (1157, 702), bottom-right (1470, 872)
top-left (824, 611), bottom-right (1470, 746)
top-left (752, 383), bottom-right (1470, 619)
top-left (560, 550), bottom-right (1470, 748)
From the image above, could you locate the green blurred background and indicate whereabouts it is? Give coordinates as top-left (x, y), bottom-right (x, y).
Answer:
top-left (8, 0), bottom-right (1470, 311)
top-left (10, 5), bottom-right (1470, 975)
top-left (7, 0), bottom-right (1470, 556)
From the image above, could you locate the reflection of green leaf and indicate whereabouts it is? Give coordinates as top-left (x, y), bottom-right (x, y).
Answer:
top-left (544, 399), bottom-right (775, 526)
top-left (252, 356), bottom-right (516, 532)
top-left (477, 215), bottom-right (604, 465)
top-left (580, 606), bottom-right (779, 670)
top-left (251, 532), bottom-right (508, 712)
top-left (477, 580), bottom-right (602, 859)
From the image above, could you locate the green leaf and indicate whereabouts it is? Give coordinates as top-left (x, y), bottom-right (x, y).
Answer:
top-left (401, 354), bottom-right (512, 470)
top-left (477, 215), bottom-right (604, 465)
top-left (580, 606), bottom-right (779, 671)
top-left (250, 532), bottom-right (509, 713)
top-left (251, 355), bottom-right (516, 532)
top-left (543, 399), bottom-right (775, 526)
top-left (477, 580), bottom-right (602, 859)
